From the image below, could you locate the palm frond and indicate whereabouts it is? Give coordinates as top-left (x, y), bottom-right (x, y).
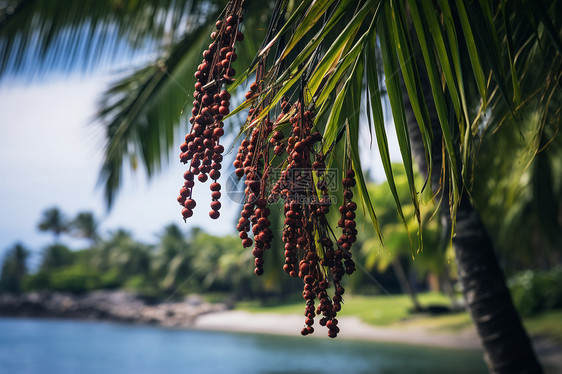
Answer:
top-left (3, 0), bottom-right (560, 222)
top-left (227, 0), bottom-right (561, 250)
top-left (0, 0), bottom-right (204, 77)
top-left (96, 1), bottom-right (273, 207)
top-left (97, 20), bottom-right (213, 208)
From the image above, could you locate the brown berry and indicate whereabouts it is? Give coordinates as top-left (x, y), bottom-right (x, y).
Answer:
top-left (182, 208), bottom-right (193, 219)
top-left (185, 199), bottom-right (196, 209)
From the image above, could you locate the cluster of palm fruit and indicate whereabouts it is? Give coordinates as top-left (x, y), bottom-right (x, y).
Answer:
top-left (177, 1), bottom-right (359, 338)
top-left (177, 0), bottom-right (245, 221)
top-left (230, 87), bottom-right (358, 337)
top-left (233, 94), bottom-right (274, 276)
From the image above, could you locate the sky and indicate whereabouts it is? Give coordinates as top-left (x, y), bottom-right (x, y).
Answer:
top-left (0, 74), bottom-right (236, 263)
top-left (0, 71), bottom-right (401, 265)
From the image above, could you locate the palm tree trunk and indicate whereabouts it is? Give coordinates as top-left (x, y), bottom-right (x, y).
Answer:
top-left (391, 257), bottom-right (422, 312)
top-left (400, 47), bottom-right (542, 373)
top-left (392, 257), bottom-right (422, 312)
top-left (454, 194), bottom-right (542, 373)
top-left (440, 264), bottom-right (460, 311)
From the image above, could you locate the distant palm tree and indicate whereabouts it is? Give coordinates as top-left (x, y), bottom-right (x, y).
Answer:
top-left (37, 207), bottom-right (68, 243)
top-left (154, 224), bottom-right (192, 291)
top-left (0, 243), bottom-right (29, 293)
top-left (362, 166), bottom-right (444, 311)
top-left (96, 229), bottom-right (152, 277)
top-left (70, 211), bottom-right (100, 246)
top-left (39, 243), bottom-right (74, 271)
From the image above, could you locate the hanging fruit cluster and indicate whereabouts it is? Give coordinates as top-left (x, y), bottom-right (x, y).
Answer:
top-left (177, 0), bottom-right (245, 221)
top-left (177, 0), bottom-right (359, 338)
top-left (229, 84), bottom-right (359, 337)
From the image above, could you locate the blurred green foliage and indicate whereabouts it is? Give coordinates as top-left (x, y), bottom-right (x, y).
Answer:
top-left (473, 107), bottom-right (562, 272)
top-left (0, 243), bottom-right (29, 293)
top-left (361, 164), bottom-right (450, 278)
top-left (2, 177), bottom-right (561, 313)
top-left (509, 268), bottom-right (562, 316)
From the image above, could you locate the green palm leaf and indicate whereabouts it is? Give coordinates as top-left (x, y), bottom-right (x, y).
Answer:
top-left (0, 0), bottom-right (202, 76)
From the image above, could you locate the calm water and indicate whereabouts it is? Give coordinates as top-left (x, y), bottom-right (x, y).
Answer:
top-left (0, 317), bottom-right (487, 374)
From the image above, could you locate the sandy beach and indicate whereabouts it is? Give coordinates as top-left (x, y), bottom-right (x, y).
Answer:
top-left (193, 310), bottom-right (562, 372)
top-left (193, 310), bottom-right (481, 348)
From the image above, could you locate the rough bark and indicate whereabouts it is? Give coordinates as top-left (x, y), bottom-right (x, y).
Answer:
top-left (453, 195), bottom-right (542, 373)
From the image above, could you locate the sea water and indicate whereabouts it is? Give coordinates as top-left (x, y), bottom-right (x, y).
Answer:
top-left (0, 317), bottom-right (487, 374)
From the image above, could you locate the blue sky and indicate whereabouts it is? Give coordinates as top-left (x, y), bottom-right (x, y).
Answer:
top-left (0, 71), bottom-right (401, 265)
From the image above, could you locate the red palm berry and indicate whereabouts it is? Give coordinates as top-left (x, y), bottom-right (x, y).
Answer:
top-left (182, 208), bottom-right (193, 219)
top-left (213, 127), bottom-right (225, 138)
top-left (183, 171), bottom-right (194, 180)
top-left (185, 199), bottom-right (196, 209)
top-left (219, 106), bottom-right (229, 115)
top-left (226, 52), bottom-right (237, 62)
top-left (226, 15), bottom-right (236, 25)
top-left (209, 169), bottom-right (220, 180)
top-left (219, 90), bottom-right (231, 101)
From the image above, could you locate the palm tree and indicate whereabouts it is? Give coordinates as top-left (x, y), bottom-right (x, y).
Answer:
top-left (37, 207), bottom-right (68, 243)
top-left (95, 229), bottom-right (152, 277)
top-left (472, 121), bottom-right (562, 271)
top-left (153, 224), bottom-right (192, 291)
top-left (0, 243), bottom-right (29, 293)
top-left (361, 165), bottom-right (447, 311)
top-left (2, 1), bottom-right (560, 372)
top-left (39, 243), bottom-right (74, 271)
top-left (69, 211), bottom-right (100, 246)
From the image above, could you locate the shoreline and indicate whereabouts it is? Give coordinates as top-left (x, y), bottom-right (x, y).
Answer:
top-left (192, 311), bottom-right (562, 372)
top-left (0, 290), bottom-right (481, 349)
top-left (192, 310), bottom-right (482, 349)
top-left (0, 290), bottom-right (228, 327)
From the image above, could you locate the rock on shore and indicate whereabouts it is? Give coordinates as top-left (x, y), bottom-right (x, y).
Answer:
top-left (0, 291), bottom-right (227, 327)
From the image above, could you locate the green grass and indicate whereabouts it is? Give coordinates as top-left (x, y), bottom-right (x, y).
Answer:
top-left (236, 294), bottom-right (562, 341)
top-left (236, 292), bottom-right (453, 326)
top-left (523, 311), bottom-right (562, 343)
